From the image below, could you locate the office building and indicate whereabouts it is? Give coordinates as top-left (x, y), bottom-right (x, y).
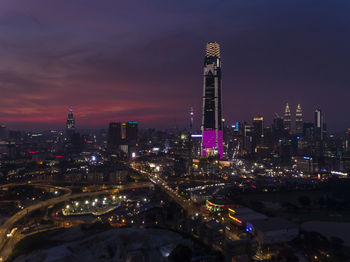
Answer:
top-left (295, 104), bottom-right (303, 136)
top-left (107, 122), bottom-right (122, 153)
top-left (125, 121), bottom-right (138, 144)
top-left (283, 103), bottom-right (291, 133)
top-left (201, 42), bottom-right (223, 158)
top-left (345, 128), bottom-right (350, 152)
top-left (253, 116), bottom-right (264, 147)
top-left (0, 124), bottom-right (7, 140)
top-left (66, 108), bottom-right (75, 138)
top-left (272, 114), bottom-right (284, 140)
top-left (315, 109), bottom-right (324, 141)
top-left (243, 123), bottom-right (253, 154)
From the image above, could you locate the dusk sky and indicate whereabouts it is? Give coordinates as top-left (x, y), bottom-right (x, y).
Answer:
top-left (0, 0), bottom-right (350, 131)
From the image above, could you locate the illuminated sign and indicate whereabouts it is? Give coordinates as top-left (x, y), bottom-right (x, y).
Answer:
top-left (228, 214), bottom-right (242, 224)
top-left (331, 171), bottom-right (348, 176)
top-left (246, 222), bottom-right (253, 232)
top-left (206, 200), bottom-right (224, 212)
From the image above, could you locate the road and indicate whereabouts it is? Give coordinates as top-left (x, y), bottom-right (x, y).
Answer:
top-left (130, 163), bottom-right (242, 243)
top-left (130, 163), bottom-right (198, 216)
top-left (0, 181), bottom-right (151, 261)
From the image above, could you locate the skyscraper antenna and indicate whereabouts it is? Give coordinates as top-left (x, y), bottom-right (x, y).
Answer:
top-left (190, 107), bottom-right (194, 134)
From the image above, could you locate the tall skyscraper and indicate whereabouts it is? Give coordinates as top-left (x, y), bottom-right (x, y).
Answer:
top-left (345, 128), bottom-right (350, 152)
top-left (295, 104), bottom-right (303, 136)
top-left (315, 109), bottom-right (323, 141)
top-left (253, 116), bottom-right (264, 139)
top-left (303, 122), bottom-right (315, 141)
top-left (0, 124), bottom-right (7, 140)
top-left (107, 122), bottom-right (121, 153)
top-left (201, 42), bottom-right (223, 158)
top-left (272, 113), bottom-right (284, 140)
top-left (243, 123), bottom-right (253, 154)
top-left (125, 121), bottom-right (138, 145)
top-left (66, 108), bottom-right (75, 138)
top-left (283, 103), bottom-right (291, 133)
top-left (253, 116), bottom-right (264, 148)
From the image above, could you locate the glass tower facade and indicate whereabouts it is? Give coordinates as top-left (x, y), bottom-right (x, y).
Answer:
top-left (315, 109), bottom-right (323, 141)
top-left (283, 103), bottom-right (291, 133)
top-left (295, 104), bottom-right (303, 135)
top-left (201, 42), bottom-right (223, 158)
top-left (66, 108), bottom-right (75, 138)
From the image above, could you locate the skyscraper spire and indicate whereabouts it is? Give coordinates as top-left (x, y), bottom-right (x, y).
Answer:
top-left (201, 42), bottom-right (223, 158)
top-left (295, 104), bottom-right (303, 135)
top-left (283, 103), bottom-right (291, 133)
top-left (190, 107), bottom-right (194, 134)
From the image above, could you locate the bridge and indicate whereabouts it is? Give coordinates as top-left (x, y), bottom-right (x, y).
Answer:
top-left (0, 181), bottom-right (151, 261)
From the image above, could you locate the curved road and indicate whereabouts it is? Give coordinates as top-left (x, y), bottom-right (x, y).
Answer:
top-left (0, 182), bottom-right (151, 261)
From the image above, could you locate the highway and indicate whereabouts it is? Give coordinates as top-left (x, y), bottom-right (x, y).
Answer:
top-left (0, 181), bottom-right (151, 261)
top-left (130, 163), bottom-right (241, 243)
top-left (130, 163), bottom-right (199, 216)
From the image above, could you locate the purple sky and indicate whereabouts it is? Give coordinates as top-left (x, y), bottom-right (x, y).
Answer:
top-left (0, 0), bottom-right (350, 131)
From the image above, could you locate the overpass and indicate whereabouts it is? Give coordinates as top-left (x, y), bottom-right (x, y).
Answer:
top-left (0, 181), bottom-right (151, 261)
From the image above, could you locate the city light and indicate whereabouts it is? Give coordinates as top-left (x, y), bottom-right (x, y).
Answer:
top-left (0, 9), bottom-right (349, 262)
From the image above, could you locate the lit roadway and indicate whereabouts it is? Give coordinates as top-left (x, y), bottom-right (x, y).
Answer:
top-left (0, 182), bottom-right (151, 261)
top-left (130, 163), bottom-right (241, 243)
top-left (130, 163), bottom-right (198, 216)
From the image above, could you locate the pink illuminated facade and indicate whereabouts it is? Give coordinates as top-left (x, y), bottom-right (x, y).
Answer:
top-left (202, 130), bottom-right (223, 157)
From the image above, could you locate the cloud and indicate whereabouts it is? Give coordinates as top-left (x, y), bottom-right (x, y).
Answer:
top-left (0, 0), bottom-right (349, 130)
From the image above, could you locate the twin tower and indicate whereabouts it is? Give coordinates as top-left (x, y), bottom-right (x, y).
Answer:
top-left (201, 42), bottom-right (223, 159)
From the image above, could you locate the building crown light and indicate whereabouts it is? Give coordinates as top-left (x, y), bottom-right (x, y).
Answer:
top-left (205, 42), bottom-right (220, 58)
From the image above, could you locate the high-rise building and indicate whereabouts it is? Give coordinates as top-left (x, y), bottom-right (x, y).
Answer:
top-left (125, 121), bottom-right (138, 145)
top-left (201, 42), bottom-right (223, 158)
top-left (272, 114), bottom-right (284, 140)
top-left (283, 103), bottom-right (291, 133)
top-left (345, 128), bottom-right (350, 152)
top-left (243, 123), bottom-right (253, 154)
top-left (295, 104), bottom-right (303, 136)
top-left (66, 108), bottom-right (75, 138)
top-left (315, 109), bottom-right (323, 141)
top-left (303, 122), bottom-right (315, 141)
top-left (253, 116), bottom-right (264, 148)
top-left (0, 124), bottom-right (7, 140)
top-left (253, 116), bottom-right (264, 139)
top-left (107, 122), bottom-right (121, 153)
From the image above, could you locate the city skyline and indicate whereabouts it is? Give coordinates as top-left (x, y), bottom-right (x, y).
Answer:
top-left (1, 1), bottom-right (350, 131)
top-left (1, 2), bottom-right (350, 261)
